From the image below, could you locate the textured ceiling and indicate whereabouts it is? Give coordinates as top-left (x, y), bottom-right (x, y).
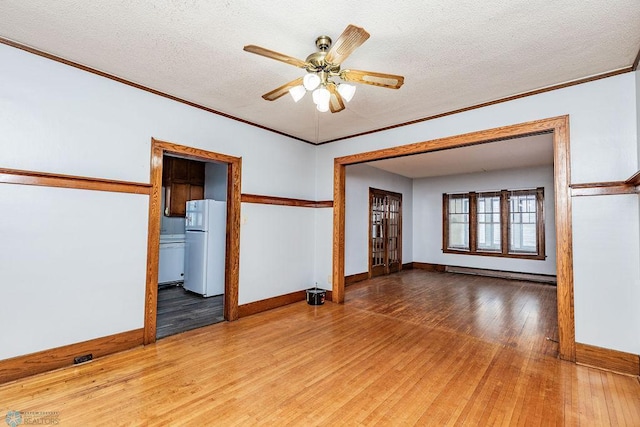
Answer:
top-left (0, 1), bottom-right (639, 144)
top-left (366, 133), bottom-right (553, 179)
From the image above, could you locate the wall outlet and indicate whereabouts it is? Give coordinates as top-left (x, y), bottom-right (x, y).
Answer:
top-left (327, 275), bottom-right (332, 285)
top-left (73, 353), bottom-right (93, 364)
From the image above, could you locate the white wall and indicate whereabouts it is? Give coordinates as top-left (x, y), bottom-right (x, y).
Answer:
top-left (345, 164), bottom-right (413, 275)
top-left (314, 73), bottom-right (639, 354)
top-left (2, 41), bottom-right (639, 360)
top-left (0, 45), bottom-right (317, 197)
top-left (313, 208), bottom-right (334, 290)
top-left (0, 43), bottom-right (317, 360)
top-left (572, 195), bottom-right (640, 352)
top-left (0, 185), bottom-right (148, 360)
top-left (239, 204), bottom-right (315, 304)
top-left (204, 162), bottom-right (228, 201)
top-left (413, 166), bottom-right (556, 275)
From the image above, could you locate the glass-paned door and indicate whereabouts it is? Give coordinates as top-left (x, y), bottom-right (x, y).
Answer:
top-left (369, 188), bottom-right (403, 278)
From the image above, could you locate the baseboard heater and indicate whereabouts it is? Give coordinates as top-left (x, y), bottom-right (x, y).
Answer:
top-left (445, 266), bottom-right (557, 284)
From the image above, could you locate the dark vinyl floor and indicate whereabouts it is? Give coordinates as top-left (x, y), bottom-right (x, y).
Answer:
top-left (156, 284), bottom-right (224, 339)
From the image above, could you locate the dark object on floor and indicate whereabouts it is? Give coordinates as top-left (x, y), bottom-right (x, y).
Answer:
top-left (306, 288), bottom-right (325, 305)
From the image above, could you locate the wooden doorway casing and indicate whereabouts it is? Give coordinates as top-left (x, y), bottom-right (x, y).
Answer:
top-left (332, 116), bottom-right (576, 361)
top-left (369, 188), bottom-right (403, 278)
top-left (143, 138), bottom-right (242, 344)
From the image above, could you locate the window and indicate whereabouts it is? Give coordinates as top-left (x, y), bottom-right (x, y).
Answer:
top-left (477, 193), bottom-right (501, 252)
top-left (446, 195), bottom-right (469, 250)
top-left (509, 191), bottom-right (538, 254)
top-left (443, 188), bottom-right (545, 260)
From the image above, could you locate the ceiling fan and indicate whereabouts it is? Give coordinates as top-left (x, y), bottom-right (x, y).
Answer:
top-left (243, 24), bottom-right (404, 113)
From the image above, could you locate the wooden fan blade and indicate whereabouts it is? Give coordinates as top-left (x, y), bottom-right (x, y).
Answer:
top-left (340, 69), bottom-right (404, 89)
top-left (262, 77), bottom-right (305, 101)
top-left (324, 25), bottom-right (370, 66)
top-left (243, 45), bottom-right (309, 68)
top-left (327, 84), bottom-right (345, 113)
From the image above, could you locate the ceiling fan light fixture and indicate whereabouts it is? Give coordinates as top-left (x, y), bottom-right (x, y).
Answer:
top-left (289, 85), bottom-right (306, 102)
top-left (316, 100), bottom-right (330, 112)
top-left (244, 25), bottom-right (404, 113)
top-left (312, 86), bottom-right (330, 106)
top-left (303, 73), bottom-right (321, 91)
top-left (337, 83), bottom-right (356, 102)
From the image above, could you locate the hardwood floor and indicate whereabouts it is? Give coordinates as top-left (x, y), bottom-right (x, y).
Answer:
top-left (1, 270), bottom-right (638, 425)
top-left (346, 270), bottom-right (559, 357)
top-left (156, 285), bottom-right (224, 339)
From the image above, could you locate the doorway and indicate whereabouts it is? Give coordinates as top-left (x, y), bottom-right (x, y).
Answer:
top-left (155, 155), bottom-right (228, 339)
top-left (369, 188), bottom-right (402, 278)
top-left (332, 116), bottom-right (576, 361)
top-left (143, 138), bottom-right (242, 345)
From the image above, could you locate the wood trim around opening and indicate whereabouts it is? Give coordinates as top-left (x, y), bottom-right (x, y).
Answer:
top-left (332, 159), bottom-right (347, 303)
top-left (332, 116), bottom-right (576, 362)
top-left (143, 138), bottom-right (242, 345)
top-left (576, 342), bottom-right (640, 376)
top-left (0, 329), bottom-right (144, 384)
top-left (0, 167), bottom-right (151, 195)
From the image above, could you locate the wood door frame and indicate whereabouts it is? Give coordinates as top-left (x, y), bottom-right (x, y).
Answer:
top-left (332, 116), bottom-right (576, 361)
top-left (143, 138), bottom-right (242, 344)
top-left (368, 187), bottom-right (403, 278)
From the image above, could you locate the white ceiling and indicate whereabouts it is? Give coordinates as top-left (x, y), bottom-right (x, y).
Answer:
top-left (0, 1), bottom-right (638, 144)
top-left (366, 133), bottom-right (554, 178)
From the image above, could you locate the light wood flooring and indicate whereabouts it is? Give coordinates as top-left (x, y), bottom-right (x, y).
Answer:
top-left (346, 269), bottom-right (559, 357)
top-left (1, 270), bottom-right (639, 425)
top-left (156, 285), bottom-right (224, 339)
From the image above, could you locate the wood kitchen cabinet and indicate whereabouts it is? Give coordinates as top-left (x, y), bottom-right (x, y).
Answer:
top-left (163, 157), bottom-right (205, 217)
top-left (188, 161), bottom-right (204, 185)
top-left (189, 184), bottom-right (204, 200)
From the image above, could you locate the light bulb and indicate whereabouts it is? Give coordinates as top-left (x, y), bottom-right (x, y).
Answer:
top-left (316, 100), bottom-right (330, 112)
top-left (288, 85), bottom-right (306, 102)
top-left (312, 87), bottom-right (330, 106)
top-left (303, 73), bottom-right (320, 91)
top-left (337, 83), bottom-right (356, 102)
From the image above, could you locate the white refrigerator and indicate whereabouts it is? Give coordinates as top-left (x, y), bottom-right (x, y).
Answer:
top-left (184, 199), bottom-right (227, 297)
